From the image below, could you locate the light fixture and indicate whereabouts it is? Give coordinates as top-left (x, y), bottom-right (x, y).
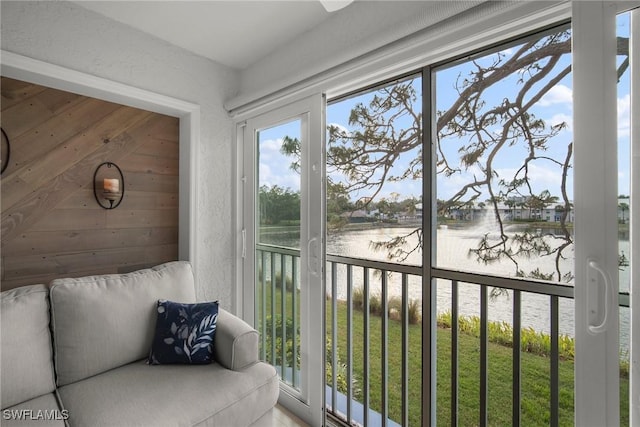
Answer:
top-left (93, 162), bottom-right (124, 209)
top-left (1, 127), bottom-right (10, 175)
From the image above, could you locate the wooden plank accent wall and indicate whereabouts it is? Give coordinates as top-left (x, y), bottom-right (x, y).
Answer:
top-left (1, 77), bottom-right (179, 290)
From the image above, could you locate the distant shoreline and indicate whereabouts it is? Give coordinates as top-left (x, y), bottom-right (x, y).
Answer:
top-left (260, 220), bottom-right (630, 236)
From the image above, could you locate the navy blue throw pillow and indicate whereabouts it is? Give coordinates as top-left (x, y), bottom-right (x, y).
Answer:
top-left (148, 299), bottom-right (219, 365)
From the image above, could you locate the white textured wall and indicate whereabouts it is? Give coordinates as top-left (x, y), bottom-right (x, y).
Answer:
top-left (0, 1), bottom-right (239, 309)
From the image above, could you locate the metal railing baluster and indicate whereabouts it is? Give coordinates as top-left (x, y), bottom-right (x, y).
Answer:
top-left (551, 295), bottom-right (559, 427)
top-left (271, 252), bottom-right (277, 366)
top-left (281, 253), bottom-right (286, 382)
top-left (363, 267), bottom-right (370, 427)
top-left (402, 273), bottom-right (409, 427)
top-left (331, 261), bottom-right (338, 413)
top-left (346, 264), bottom-right (353, 424)
top-left (513, 290), bottom-right (521, 427)
top-left (381, 270), bottom-right (389, 427)
top-left (452, 280), bottom-right (459, 427)
top-left (260, 250), bottom-right (266, 361)
top-left (292, 255), bottom-right (298, 388)
top-left (480, 285), bottom-right (488, 427)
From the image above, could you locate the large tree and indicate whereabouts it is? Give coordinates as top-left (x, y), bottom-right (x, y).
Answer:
top-left (287, 29), bottom-right (629, 282)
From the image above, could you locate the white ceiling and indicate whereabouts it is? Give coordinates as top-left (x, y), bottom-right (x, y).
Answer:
top-left (73, 1), bottom-right (343, 70)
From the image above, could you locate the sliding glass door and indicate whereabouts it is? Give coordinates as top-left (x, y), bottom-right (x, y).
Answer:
top-left (237, 2), bottom-right (637, 425)
top-left (240, 95), bottom-right (324, 426)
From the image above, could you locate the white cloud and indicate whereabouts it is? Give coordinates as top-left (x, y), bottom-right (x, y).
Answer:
top-left (539, 84), bottom-right (573, 107)
top-left (258, 138), bottom-right (300, 191)
top-left (436, 164), bottom-right (485, 200)
top-left (259, 162), bottom-right (300, 191)
top-left (548, 113), bottom-right (573, 132)
top-left (328, 122), bottom-right (351, 137)
top-left (618, 94), bottom-right (630, 138)
top-left (437, 160), bottom-right (571, 201)
top-left (258, 138), bottom-right (283, 162)
top-left (494, 162), bottom-right (566, 194)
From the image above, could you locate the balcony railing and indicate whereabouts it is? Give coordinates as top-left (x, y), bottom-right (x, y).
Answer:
top-left (255, 243), bottom-right (630, 426)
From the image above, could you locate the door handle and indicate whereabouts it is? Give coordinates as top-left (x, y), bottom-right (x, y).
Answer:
top-left (307, 237), bottom-right (319, 277)
top-left (241, 229), bottom-right (246, 259)
top-left (587, 259), bottom-right (612, 334)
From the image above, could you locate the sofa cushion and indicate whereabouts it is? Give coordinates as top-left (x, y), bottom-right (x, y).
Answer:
top-left (1, 284), bottom-right (56, 409)
top-left (1, 393), bottom-right (67, 427)
top-left (148, 299), bottom-right (219, 365)
top-left (49, 261), bottom-right (196, 386)
top-left (57, 359), bottom-right (279, 427)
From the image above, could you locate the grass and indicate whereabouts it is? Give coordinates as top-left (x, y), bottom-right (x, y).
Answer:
top-left (327, 299), bottom-right (630, 426)
top-left (258, 284), bottom-right (630, 426)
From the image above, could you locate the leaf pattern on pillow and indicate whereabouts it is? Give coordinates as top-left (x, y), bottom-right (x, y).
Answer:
top-left (148, 300), bottom-right (219, 365)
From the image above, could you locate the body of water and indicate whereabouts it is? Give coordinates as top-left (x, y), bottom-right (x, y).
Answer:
top-left (259, 223), bottom-right (631, 353)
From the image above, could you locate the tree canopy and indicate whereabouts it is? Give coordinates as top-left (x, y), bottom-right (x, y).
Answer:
top-left (282, 27), bottom-right (630, 283)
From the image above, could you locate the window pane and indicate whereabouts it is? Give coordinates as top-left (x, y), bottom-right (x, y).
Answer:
top-left (326, 75), bottom-right (423, 426)
top-left (434, 27), bottom-right (574, 285)
top-left (326, 75), bottom-right (423, 266)
top-left (255, 120), bottom-right (302, 391)
top-left (617, 9), bottom-right (633, 426)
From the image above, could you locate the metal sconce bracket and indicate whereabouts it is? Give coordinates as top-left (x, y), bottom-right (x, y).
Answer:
top-left (93, 162), bottom-right (125, 209)
top-left (1, 127), bottom-right (10, 175)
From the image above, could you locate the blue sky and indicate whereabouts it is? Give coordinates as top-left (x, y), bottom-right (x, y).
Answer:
top-left (258, 15), bottom-right (632, 204)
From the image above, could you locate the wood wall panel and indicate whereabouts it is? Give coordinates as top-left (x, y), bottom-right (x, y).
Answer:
top-left (1, 77), bottom-right (179, 290)
top-left (1, 78), bottom-right (48, 109)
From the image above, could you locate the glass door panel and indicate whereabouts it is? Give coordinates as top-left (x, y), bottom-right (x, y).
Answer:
top-left (256, 120), bottom-right (302, 390)
top-left (617, 8), bottom-right (636, 424)
top-left (433, 25), bottom-right (576, 425)
top-left (434, 26), bottom-right (574, 284)
top-left (624, 4), bottom-right (640, 425)
top-left (325, 75), bottom-right (423, 426)
top-left (242, 94), bottom-right (324, 426)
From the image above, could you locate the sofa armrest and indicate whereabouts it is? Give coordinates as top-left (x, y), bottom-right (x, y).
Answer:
top-left (214, 308), bottom-right (259, 371)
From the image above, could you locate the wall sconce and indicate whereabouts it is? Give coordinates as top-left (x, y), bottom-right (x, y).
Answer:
top-left (1, 127), bottom-right (10, 175)
top-left (93, 162), bottom-right (124, 209)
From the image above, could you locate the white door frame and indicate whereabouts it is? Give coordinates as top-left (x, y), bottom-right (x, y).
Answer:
top-left (572, 2), bottom-right (636, 424)
top-left (629, 5), bottom-right (640, 425)
top-left (238, 94), bottom-right (325, 426)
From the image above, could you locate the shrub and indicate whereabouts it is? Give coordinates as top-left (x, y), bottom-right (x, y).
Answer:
top-left (273, 270), bottom-right (294, 292)
top-left (369, 293), bottom-right (383, 316)
top-left (325, 337), bottom-right (362, 399)
top-left (352, 290), bottom-right (421, 324)
top-left (352, 287), bottom-right (365, 311)
top-left (262, 316), bottom-right (364, 398)
top-left (436, 311), bottom-right (576, 360)
top-left (262, 315), bottom-right (300, 368)
top-left (407, 298), bottom-right (422, 324)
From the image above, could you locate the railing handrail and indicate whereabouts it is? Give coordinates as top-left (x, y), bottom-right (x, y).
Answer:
top-left (256, 243), bottom-right (301, 257)
top-left (257, 243), bottom-right (630, 306)
top-left (255, 244), bottom-right (631, 427)
top-left (327, 253), bottom-right (422, 276)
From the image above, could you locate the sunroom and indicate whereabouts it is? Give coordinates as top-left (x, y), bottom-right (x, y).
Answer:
top-left (1, 1), bottom-right (638, 426)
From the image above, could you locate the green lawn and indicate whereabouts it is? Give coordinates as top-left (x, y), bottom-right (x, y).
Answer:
top-left (258, 286), bottom-right (629, 426)
top-left (327, 300), bottom-right (630, 426)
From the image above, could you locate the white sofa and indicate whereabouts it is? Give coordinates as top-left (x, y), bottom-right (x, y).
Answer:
top-left (1, 261), bottom-right (279, 426)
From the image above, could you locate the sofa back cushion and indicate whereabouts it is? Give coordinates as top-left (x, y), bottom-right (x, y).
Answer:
top-left (1, 284), bottom-right (57, 409)
top-left (49, 261), bottom-right (196, 386)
